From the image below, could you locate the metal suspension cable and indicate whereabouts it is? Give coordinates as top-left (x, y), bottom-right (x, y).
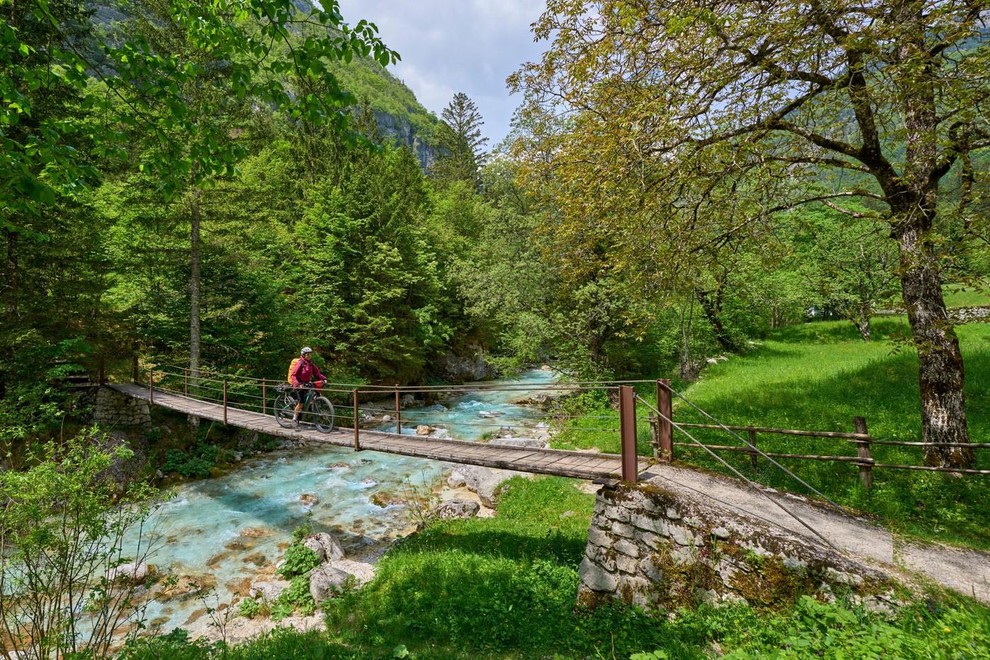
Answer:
top-left (656, 389), bottom-right (856, 519)
top-left (637, 396), bottom-right (843, 551)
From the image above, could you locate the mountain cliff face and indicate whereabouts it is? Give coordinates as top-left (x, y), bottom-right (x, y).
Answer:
top-left (293, 1), bottom-right (442, 166)
top-left (90, 0), bottom-right (441, 168)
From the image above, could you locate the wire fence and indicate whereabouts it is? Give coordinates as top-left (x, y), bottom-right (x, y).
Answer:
top-left (634, 383), bottom-right (990, 490)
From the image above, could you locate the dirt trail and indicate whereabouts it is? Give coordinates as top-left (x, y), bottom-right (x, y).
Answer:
top-left (640, 464), bottom-right (990, 604)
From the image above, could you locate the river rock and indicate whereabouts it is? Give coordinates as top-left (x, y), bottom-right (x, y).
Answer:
top-left (299, 493), bottom-right (320, 507)
top-left (107, 561), bottom-right (150, 585)
top-left (302, 532), bottom-right (345, 564)
top-left (416, 424), bottom-right (432, 435)
top-left (435, 499), bottom-right (480, 519)
top-left (449, 465), bottom-right (528, 508)
top-left (249, 578), bottom-right (289, 602)
top-left (309, 564), bottom-right (352, 603)
top-left (158, 573), bottom-right (218, 602)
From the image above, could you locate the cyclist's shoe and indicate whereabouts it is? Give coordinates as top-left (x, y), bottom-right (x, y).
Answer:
top-left (291, 418), bottom-right (300, 428)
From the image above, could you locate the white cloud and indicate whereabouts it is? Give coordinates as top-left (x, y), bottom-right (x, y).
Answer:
top-left (336, 0), bottom-right (548, 145)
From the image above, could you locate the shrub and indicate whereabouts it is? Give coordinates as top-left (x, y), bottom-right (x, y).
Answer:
top-left (277, 544), bottom-right (321, 579)
top-left (0, 430), bottom-right (155, 658)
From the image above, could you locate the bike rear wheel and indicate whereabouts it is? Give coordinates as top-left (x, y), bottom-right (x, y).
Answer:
top-left (311, 396), bottom-right (335, 432)
top-left (274, 392), bottom-right (296, 428)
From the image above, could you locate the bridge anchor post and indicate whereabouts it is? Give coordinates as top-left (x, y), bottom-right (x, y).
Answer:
top-left (656, 379), bottom-right (673, 463)
top-left (619, 385), bottom-right (638, 483)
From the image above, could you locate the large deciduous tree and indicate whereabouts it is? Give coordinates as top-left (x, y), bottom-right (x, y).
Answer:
top-left (513, 0), bottom-right (990, 467)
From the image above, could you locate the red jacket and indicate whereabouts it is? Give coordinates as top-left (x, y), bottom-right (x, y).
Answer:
top-left (291, 357), bottom-right (325, 386)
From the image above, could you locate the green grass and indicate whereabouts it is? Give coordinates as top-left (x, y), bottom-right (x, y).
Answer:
top-left (944, 282), bottom-right (990, 308)
top-left (555, 318), bottom-right (990, 549)
top-left (124, 478), bottom-right (990, 659)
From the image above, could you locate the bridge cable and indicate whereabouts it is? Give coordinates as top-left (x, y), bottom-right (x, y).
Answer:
top-left (657, 389), bottom-right (857, 519)
top-left (637, 396), bottom-right (844, 552)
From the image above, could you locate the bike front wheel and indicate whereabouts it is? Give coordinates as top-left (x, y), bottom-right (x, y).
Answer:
top-left (311, 396), bottom-right (335, 433)
top-left (274, 392), bottom-right (296, 428)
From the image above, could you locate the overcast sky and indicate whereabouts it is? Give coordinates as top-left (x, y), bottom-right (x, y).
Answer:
top-left (335, 0), bottom-right (549, 148)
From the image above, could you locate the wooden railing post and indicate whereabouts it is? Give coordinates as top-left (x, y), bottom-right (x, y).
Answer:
top-left (394, 386), bottom-right (401, 435)
top-left (223, 380), bottom-right (228, 425)
top-left (747, 429), bottom-right (758, 468)
top-left (148, 368), bottom-right (154, 404)
top-left (352, 389), bottom-right (361, 451)
top-left (184, 368), bottom-right (188, 395)
top-left (855, 416), bottom-right (873, 490)
top-left (262, 379), bottom-right (267, 416)
top-left (657, 379), bottom-right (673, 463)
top-left (132, 354), bottom-right (139, 383)
top-left (619, 385), bottom-right (638, 483)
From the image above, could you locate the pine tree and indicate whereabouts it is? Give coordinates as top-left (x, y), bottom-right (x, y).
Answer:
top-left (433, 92), bottom-right (489, 187)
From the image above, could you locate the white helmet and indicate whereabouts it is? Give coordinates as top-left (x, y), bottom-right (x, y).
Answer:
top-left (300, 346), bottom-right (313, 355)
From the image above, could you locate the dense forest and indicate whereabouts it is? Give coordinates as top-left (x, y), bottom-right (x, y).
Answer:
top-left (3, 0), bottom-right (989, 458)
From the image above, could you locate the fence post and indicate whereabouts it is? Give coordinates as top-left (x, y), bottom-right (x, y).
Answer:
top-left (656, 379), bottom-right (673, 463)
top-left (262, 379), bottom-right (267, 416)
top-left (184, 368), bottom-right (188, 395)
top-left (619, 385), bottom-right (638, 483)
top-left (747, 429), bottom-right (758, 468)
top-left (148, 367), bottom-right (154, 404)
top-left (395, 386), bottom-right (402, 435)
top-left (854, 416), bottom-right (873, 490)
top-left (132, 354), bottom-right (139, 383)
top-left (352, 389), bottom-right (361, 451)
top-left (223, 380), bottom-right (228, 425)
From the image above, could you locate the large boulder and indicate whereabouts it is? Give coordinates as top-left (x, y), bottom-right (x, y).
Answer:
top-left (309, 564), bottom-right (353, 603)
top-left (447, 465), bottom-right (528, 508)
top-left (302, 532), bottom-right (345, 564)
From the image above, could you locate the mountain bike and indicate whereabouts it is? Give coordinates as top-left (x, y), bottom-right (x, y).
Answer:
top-left (273, 382), bottom-right (335, 432)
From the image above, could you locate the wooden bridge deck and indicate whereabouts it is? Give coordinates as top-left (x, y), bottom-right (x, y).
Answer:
top-left (112, 384), bottom-right (647, 481)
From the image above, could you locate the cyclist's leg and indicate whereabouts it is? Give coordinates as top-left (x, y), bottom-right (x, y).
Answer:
top-left (292, 386), bottom-right (304, 423)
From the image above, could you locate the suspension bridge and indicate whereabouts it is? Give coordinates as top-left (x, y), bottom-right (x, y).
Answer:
top-left (107, 365), bottom-right (990, 603)
top-left (110, 369), bottom-right (651, 482)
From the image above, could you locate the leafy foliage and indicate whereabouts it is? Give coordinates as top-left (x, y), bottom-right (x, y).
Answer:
top-left (0, 430), bottom-right (155, 658)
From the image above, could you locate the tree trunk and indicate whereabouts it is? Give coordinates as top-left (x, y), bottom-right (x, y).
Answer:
top-left (696, 288), bottom-right (738, 353)
top-left (854, 303), bottom-right (871, 342)
top-left (896, 220), bottom-right (973, 468)
top-left (188, 188), bottom-right (202, 430)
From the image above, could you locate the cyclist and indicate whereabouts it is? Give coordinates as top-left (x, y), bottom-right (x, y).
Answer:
top-left (290, 346), bottom-right (326, 426)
